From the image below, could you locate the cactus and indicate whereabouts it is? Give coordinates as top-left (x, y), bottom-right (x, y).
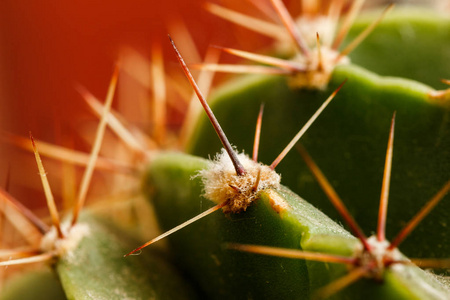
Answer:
top-left (1, 1), bottom-right (450, 300)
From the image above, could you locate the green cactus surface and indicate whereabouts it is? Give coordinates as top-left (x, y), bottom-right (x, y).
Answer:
top-left (145, 152), bottom-right (450, 299)
top-left (1, 269), bottom-right (66, 300)
top-left (346, 8), bottom-right (450, 89)
top-left (56, 212), bottom-right (198, 300)
top-left (188, 64), bottom-right (450, 262)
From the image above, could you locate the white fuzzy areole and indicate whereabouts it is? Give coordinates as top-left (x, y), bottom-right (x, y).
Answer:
top-left (288, 47), bottom-right (349, 90)
top-left (297, 16), bottom-right (335, 48)
top-left (198, 149), bottom-right (281, 213)
top-left (354, 235), bottom-right (404, 280)
top-left (271, 15), bottom-right (351, 90)
top-left (40, 222), bottom-right (90, 259)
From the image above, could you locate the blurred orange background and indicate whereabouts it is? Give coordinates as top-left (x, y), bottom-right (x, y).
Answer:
top-left (0, 0), bottom-right (277, 209)
top-left (1, 0), bottom-right (225, 132)
top-left (0, 0), bottom-right (400, 214)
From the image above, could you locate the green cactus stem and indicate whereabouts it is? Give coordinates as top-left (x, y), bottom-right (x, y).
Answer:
top-left (0, 269), bottom-right (66, 300)
top-left (56, 212), bottom-right (198, 299)
top-left (188, 62), bottom-right (450, 261)
top-left (144, 152), bottom-right (450, 299)
top-left (345, 8), bottom-right (450, 89)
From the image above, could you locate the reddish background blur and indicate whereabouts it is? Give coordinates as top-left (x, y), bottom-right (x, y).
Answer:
top-left (0, 0), bottom-right (279, 208)
top-left (0, 0), bottom-right (402, 213)
top-left (1, 0), bottom-right (236, 133)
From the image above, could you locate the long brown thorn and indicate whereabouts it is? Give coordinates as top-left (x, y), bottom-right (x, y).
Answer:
top-left (252, 167), bottom-right (262, 192)
top-left (0, 188), bottom-right (47, 242)
top-left (205, 3), bottom-right (286, 41)
top-left (151, 42), bottom-right (167, 145)
top-left (71, 63), bottom-right (120, 226)
top-left (169, 36), bottom-right (246, 176)
top-left (77, 85), bottom-right (149, 154)
top-left (297, 145), bottom-right (371, 251)
top-left (441, 79), bottom-right (450, 85)
top-left (270, 80), bottom-right (346, 170)
top-left (167, 16), bottom-right (202, 64)
top-left (389, 179), bottom-right (450, 250)
top-left (228, 244), bottom-right (356, 265)
top-left (270, 0), bottom-right (310, 57)
top-left (331, 0), bottom-right (365, 50)
top-left (0, 252), bottom-right (56, 267)
top-left (410, 258), bottom-right (450, 269)
top-left (316, 33), bottom-right (323, 72)
top-left (193, 64), bottom-right (290, 75)
top-left (219, 47), bottom-right (305, 72)
top-left (326, 0), bottom-right (345, 46)
top-left (0, 247), bottom-right (40, 260)
top-left (253, 104), bottom-right (264, 162)
top-left (30, 133), bottom-right (64, 239)
top-left (125, 200), bottom-right (229, 256)
top-left (247, 0), bottom-right (279, 22)
top-left (337, 4), bottom-right (394, 61)
top-left (1, 131), bottom-right (136, 175)
top-left (313, 267), bottom-right (367, 300)
top-left (179, 47), bottom-right (220, 150)
top-left (377, 112), bottom-right (396, 242)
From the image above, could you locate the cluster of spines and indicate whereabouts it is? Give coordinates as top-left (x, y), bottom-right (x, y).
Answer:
top-left (198, 0), bottom-right (393, 89)
top-left (0, 64), bottom-right (120, 269)
top-left (125, 37), bottom-right (344, 256)
top-left (230, 114), bottom-right (450, 298)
